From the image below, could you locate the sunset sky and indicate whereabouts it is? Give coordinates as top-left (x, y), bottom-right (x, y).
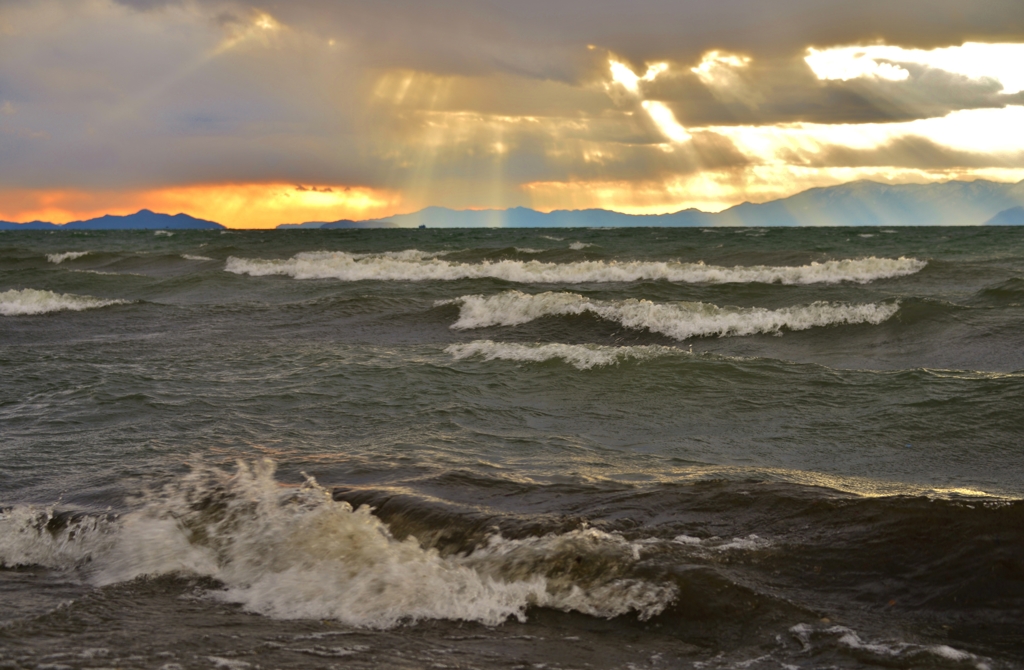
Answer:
top-left (2, 0), bottom-right (1024, 228)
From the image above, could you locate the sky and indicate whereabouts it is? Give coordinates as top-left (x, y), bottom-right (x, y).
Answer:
top-left (2, 0), bottom-right (1024, 228)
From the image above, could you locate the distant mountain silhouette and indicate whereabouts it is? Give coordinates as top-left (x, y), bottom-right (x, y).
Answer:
top-left (0, 209), bottom-right (224, 230)
top-left (0, 220), bottom-right (60, 230)
top-left (373, 179), bottom-right (1024, 228)
top-left (985, 206), bottom-right (1024, 225)
top-left (5, 180), bottom-right (1024, 230)
top-left (64, 210), bottom-right (224, 230)
top-left (708, 179), bottom-right (1024, 227)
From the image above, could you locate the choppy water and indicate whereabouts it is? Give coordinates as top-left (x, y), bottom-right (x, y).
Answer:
top-left (1, 227), bottom-right (1023, 669)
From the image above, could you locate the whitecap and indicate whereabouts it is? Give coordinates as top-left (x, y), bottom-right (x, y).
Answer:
top-left (790, 624), bottom-right (991, 669)
top-left (569, 242), bottom-right (595, 250)
top-left (0, 289), bottom-right (127, 316)
top-left (181, 254), bottom-right (215, 261)
top-left (439, 291), bottom-right (900, 340)
top-left (445, 340), bottom-right (681, 370)
top-left (46, 251), bottom-right (90, 264)
top-left (0, 461), bottom-right (676, 629)
top-left (154, 230), bottom-right (173, 237)
top-left (225, 251), bottom-right (925, 285)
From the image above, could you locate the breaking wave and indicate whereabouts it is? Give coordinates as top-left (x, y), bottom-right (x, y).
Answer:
top-left (0, 461), bottom-right (675, 629)
top-left (439, 291), bottom-right (900, 340)
top-left (446, 340), bottom-right (682, 369)
top-left (0, 289), bottom-right (127, 316)
top-left (789, 624), bottom-right (991, 670)
top-left (46, 251), bottom-right (90, 264)
top-left (224, 251), bottom-right (925, 284)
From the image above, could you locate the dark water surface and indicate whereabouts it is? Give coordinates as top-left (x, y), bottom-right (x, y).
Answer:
top-left (1, 227), bottom-right (1022, 669)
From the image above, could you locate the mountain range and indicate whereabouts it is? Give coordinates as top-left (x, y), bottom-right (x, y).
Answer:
top-left (2, 180), bottom-right (1024, 230)
top-left (0, 210), bottom-right (223, 231)
top-left (367, 179), bottom-right (1024, 228)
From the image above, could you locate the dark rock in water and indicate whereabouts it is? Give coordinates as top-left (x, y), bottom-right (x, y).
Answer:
top-left (322, 219), bottom-right (396, 229)
top-left (277, 219), bottom-right (398, 229)
top-left (63, 209), bottom-right (224, 230)
top-left (379, 206), bottom-right (710, 228)
top-left (985, 206), bottom-right (1024, 225)
top-left (276, 221), bottom-right (328, 229)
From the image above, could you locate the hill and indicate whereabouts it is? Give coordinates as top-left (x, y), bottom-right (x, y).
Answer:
top-left (0, 210), bottom-right (224, 230)
top-left (985, 206), bottom-right (1024, 225)
top-left (5, 180), bottom-right (1024, 230)
top-left (371, 179), bottom-right (1024, 228)
top-left (64, 210), bottom-right (224, 230)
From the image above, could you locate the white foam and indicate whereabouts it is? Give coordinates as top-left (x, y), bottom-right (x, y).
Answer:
top-left (514, 248), bottom-right (544, 254)
top-left (46, 251), bottom-right (90, 264)
top-left (713, 534), bottom-right (771, 551)
top-left (569, 242), bottom-right (595, 250)
top-left (446, 340), bottom-right (681, 370)
top-left (224, 251), bottom-right (925, 285)
top-left (440, 291), bottom-right (900, 340)
top-left (0, 461), bottom-right (676, 629)
top-left (670, 534), bottom-right (772, 552)
top-left (154, 231), bottom-right (173, 237)
top-left (790, 624), bottom-right (991, 669)
top-left (0, 289), bottom-right (127, 316)
top-left (181, 254), bottom-right (214, 261)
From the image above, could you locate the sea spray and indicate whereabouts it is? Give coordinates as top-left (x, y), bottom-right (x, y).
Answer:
top-left (46, 251), bottom-right (90, 264)
top-left (0, 460), bottom-right (676, 628)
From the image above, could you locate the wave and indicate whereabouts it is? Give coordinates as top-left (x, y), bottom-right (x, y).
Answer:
top-left (978, 277), bottom-right (1024, 304)
top-left (439, 291), bottom-right (900, 340)
top-left (569, 242), bottom-right (596, 250)
top-left (0, 289), bottom-right (127, 316)
top-left (789, 624), bottom-right (990, 670)
top-left (0, 461), bottom-right (675, 629)
top-left (182, 254), bottom-right (215, 261)
top-left (46, 251), bottom-right (90, 264)
top-left (446, 340), bottom-right (683, 370)
top-left (224, 251), bottom-right (925, 284)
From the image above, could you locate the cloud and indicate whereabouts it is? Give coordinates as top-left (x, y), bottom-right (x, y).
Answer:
top-left (2, 0), bottom-right (1024, 224)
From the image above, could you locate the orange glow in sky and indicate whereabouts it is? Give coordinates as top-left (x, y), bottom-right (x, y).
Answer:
top-left (0, 183), bottom-right (405, 229)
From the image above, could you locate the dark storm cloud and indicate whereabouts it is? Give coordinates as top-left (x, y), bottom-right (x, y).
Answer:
top-left (647, 59), bottom-right (1024, 127)
top-left (803, 136), bottom-right (1024, 170)
top-left (111, 0), bottom-right (1024, 81)
top-left (3, 0), bottom-right (1024, 216)
top-left (208, 0), bottom-right (1024, 135)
